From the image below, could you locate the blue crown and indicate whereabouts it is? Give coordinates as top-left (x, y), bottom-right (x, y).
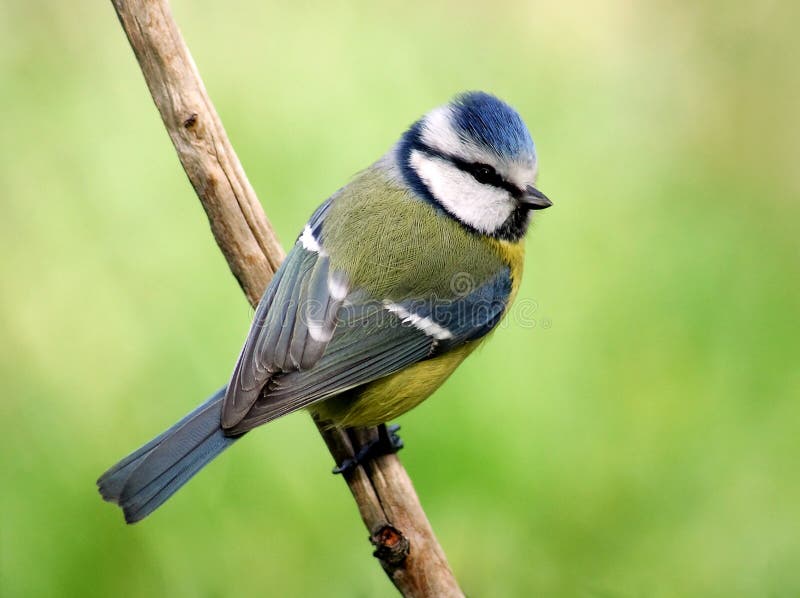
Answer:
top-left (450, 92), bottom-right (535, 160)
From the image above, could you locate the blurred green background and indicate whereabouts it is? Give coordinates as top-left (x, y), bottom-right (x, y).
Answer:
top-left (1, 0), bottom-right (799, 596)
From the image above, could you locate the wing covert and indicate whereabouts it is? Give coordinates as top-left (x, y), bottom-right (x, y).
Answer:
top-left (223, 269), bottom-right (512, 434)
top-left (221, 198), bottom-right (346, 429)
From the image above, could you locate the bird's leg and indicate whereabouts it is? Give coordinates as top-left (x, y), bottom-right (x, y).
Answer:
top-left (332, 424), bottom-right (404, 475)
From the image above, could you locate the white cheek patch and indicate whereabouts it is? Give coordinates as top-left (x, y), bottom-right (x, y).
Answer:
top-left (410, 150), bottom-right (514, 234)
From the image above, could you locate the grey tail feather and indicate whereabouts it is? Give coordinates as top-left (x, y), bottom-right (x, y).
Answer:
top-left (97, 386), bottom-right (241, 524)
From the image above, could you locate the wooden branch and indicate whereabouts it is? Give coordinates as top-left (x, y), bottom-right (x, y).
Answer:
top-left (110, 1), bottom-right (464, 596)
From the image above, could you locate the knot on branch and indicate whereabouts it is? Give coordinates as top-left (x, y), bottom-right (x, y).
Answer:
top-left (183, 112), bottom-right (198, 128)
top-left (370, 524), bottom-right (410, 566)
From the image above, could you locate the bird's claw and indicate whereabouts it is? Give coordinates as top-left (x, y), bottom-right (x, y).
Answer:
top-left (332, 424), bottom-right (404, 475)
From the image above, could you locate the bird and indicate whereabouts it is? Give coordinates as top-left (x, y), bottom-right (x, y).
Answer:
top-left (98, 91), bottom-right (552, 523)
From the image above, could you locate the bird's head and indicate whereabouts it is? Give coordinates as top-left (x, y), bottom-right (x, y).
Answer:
top-left (398, 91), bottom-right (550, 241)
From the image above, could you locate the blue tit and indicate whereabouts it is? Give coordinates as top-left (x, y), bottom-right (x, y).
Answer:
top-left (98, 91), bottom-right (552, 523)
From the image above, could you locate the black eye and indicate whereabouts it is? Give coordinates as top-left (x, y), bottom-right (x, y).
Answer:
top-left (470, 163), bottom-right (497, 185)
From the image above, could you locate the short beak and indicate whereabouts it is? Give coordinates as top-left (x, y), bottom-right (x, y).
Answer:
top-left (519, 185), bottom-right (553, 210)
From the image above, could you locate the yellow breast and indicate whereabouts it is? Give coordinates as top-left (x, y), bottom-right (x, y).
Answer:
top-left (489, 237), bottom-right (526, 307)
top-left (314, 342), bottom-right (477, 428)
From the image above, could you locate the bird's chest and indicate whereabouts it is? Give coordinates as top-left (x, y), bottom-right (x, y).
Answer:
top-left (488, 237), bottom-right (526, 308)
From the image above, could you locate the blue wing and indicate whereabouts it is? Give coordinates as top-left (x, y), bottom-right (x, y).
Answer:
top-left (222, 198), bottom-right (344, 428)
top-left (384, 268), bottom-right (512, 350)
top-left (222, 198), bottom-right (513, 434)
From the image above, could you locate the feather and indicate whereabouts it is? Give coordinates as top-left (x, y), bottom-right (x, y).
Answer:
top-left (224, 308), bottom-right (434, 435)
top-left (221, 245), bottom-right (343, 429)
top-left (97, 387), bottom-right (237, 523)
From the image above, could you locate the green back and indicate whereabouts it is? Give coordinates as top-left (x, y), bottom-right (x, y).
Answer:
top-left (324, 167), bottom-right (505, 300)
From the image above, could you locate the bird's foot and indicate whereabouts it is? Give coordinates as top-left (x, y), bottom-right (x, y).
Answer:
top-left (333, 424), bottom-right (404, 475)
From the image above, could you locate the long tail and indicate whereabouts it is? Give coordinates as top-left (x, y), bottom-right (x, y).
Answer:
top-left (97, 386), bottom-right (239, 523)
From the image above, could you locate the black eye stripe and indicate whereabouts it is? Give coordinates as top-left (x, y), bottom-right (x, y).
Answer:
top-left (415, 143), bottom-right (523, 198)
top-left (467, 163), bottom-right (503, 187)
